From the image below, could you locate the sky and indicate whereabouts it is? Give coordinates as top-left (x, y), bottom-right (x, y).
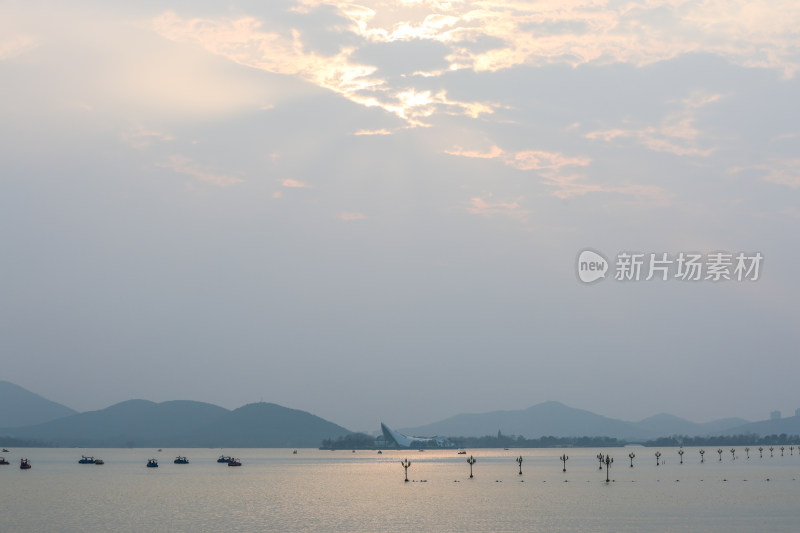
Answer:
top-left (1, 0), bottom-right (799, 434)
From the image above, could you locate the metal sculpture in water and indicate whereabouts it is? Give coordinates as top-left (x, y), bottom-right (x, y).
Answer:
top-left (604, 454), bottom-right (613, 483)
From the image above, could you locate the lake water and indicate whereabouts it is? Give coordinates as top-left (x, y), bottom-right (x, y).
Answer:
top-left (1, 446), bottom-right (799, 532)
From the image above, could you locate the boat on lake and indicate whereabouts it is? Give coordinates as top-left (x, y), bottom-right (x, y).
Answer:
top-left (79, 455), bottom-right (96, 464)
top-left (94, 459), bottom-right (104, 465)
top-left (20, 458), bottom-right (31, 469)
top-left (217, 455), bottom-right (232, 463)
top-left (146, 459), bottom-right (158, 468)
top-left (0, 457), bottom-right (9, 465)
top-left (227, 458), bottom-right (242, 467)
top-left (174, 456), bottom-right (189, 464)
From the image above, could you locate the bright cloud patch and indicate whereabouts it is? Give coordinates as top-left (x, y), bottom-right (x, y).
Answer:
top-left (331, 0), bottom-right (800, 77)
top-left (448, 142), bottom-right (671, 204)
top-left (0, 34), bottom-right (37, 60)
top-left (158, 155), bottom-right (244, 187)
top-left (466, 195), bottom-right (530, 221)
top-left (586, 92), bottom-right (723, 157)
top-left (283, 178), bottom-right (313, 188)
top-left (338, 212), bottom-right (367, 220)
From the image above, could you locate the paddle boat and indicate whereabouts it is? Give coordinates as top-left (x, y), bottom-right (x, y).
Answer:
top-left (79, 455), bottom-right (96, 464)
top-left (94, 458), bottom-right (104, 465)
top-left (146, 458), bottom-right (158, 468)
top-left (217, 455), bottom-right (232, 463)
top-left (174, 456), bottom-right (189, 464)
top-left (20, 458), bottom-right (31, 469)
top-left (227, 458), bottom-right (242, 467)
top-left (0, 457), bottom-right (9, 465)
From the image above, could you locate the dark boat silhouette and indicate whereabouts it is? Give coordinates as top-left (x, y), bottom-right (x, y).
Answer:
top-left (217, 455), bottom-right (232, 463)
top-left (174, 456), bottom-right (189, 464)
top-left (79, 455), bottom-right (96, 464)
top-left (20, 458), bottom-right (31, 469)
top-left (0, 457), bottom-right (9, 465)
top-left (227, 458), bottom-right (242, 467)
top-left (146, 458), bottom-right (158, 468)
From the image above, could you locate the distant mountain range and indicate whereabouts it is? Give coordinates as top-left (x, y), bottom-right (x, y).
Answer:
top-left (0, 380), bottom-right (78, 427)
top-left (2, 381), bottom-right (798, 446)
top-left (399, 401), bottom-right (778, 441)
top-left (0, 383), bottom-right (350, 447)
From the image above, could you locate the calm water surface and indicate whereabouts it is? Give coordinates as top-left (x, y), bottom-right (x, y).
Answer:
top-left (1, 447), bottom-right (799, 532)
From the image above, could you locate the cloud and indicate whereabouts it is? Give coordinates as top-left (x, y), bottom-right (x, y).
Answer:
top-left (758, 159), bottom-right (800, 188)
top-left (0, 34), bottom-right (37, 60)
top-left (353, 128), bottom-right (393, 135)
top-left (447, 141), bottom-right (671, 204)
top-left (585, 92), bottom-right (722, 157)
top-left (282, 178), bottom-right (313, 188)
top-left (150, 1), bottom-right (800, 132)
top-left (466, 195), bottom-right (530, 221)
top-left (330, 0), bottom-right (800, 77)
top-left (157, 155), bottom-right (244, 187)
top-left (446, 144), bottom-right (590, 171)
top-left (151, 10), bottom-right (496, 125)
top-left (122, 125), bottom-right (175, 149)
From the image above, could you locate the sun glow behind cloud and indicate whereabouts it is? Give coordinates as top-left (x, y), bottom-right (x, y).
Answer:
top-left (152, 11), bottom-right (494, 126)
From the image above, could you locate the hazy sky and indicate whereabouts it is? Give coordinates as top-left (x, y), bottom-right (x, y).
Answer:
top-left (2, 0), bottom-right (799, 433)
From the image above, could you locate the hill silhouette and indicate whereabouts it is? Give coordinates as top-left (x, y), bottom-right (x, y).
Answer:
top-left (636, 413), bottom-right (749, 437)
top-left (401, 402), bottom-right (749, 440)
top-left (0, 399), bottom-right (229, 447)
top-left (1, 396), bottom-right (351, 448)
top-left (400, 401), bottom-right (650, 440)
top-left (0, 380), bottom-right (77, 427)
top-left (179, 402), bottom-right (351, 447)
top-left (718, 415), bottom-right (800, 437)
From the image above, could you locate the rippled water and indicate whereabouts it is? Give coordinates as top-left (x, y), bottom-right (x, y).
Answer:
top-left (1, 447), bottom-right (799, 532)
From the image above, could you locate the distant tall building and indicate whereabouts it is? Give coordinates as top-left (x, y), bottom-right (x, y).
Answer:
top-left (770, 410), bottom-right (781, 420)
